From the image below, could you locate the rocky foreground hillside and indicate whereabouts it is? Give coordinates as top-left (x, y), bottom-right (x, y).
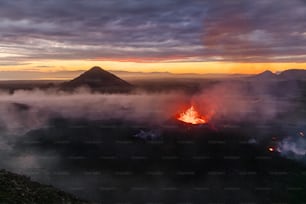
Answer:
top-left (0, 169), bottom-right (87, 204)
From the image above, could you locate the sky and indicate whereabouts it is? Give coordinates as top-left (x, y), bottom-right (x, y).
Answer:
top-left (0, 0), bottom-right (306, 77)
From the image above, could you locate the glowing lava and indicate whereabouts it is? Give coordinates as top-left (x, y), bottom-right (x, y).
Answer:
top-left (177, 106), bottom-right (207, 125)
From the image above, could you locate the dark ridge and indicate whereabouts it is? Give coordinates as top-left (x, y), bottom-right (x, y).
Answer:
top-left (0, 169), bottom-right (88, 204)
top-left (279, 69), bottom-right (306, 80)
top-left (252, 70), bottom-right (276, 80)
top-left (252, 69), bottom-right (306, 81)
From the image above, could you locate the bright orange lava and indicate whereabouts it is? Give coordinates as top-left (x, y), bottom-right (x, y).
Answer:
top-left (177, 106), bottom-right (207, 125)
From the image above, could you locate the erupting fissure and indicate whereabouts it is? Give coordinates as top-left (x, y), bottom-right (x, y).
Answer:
top-left (177, 106), bottom-right (207, 125)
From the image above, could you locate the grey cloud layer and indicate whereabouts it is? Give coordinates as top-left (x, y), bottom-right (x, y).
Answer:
top-left (0, 0), bottom-right (305, 64)
top-left (203, 0), bottom-right (306, 62)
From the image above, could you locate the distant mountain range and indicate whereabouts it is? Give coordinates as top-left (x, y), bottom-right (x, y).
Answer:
top-left (0, 67), bottom-right (306, 93)
top-left (253, 69), bottom-right (306, 80)
top-left (0, 67), bottom-right (306, 81)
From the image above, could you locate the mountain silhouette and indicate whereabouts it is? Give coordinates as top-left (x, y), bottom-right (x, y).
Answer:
top-left (63, 66), bottom-right (133, 92)
top-left (252, 70), bottom-right (277, 80)
top-left (279, 69), bottom-right (306, 80)
top-left (253, 69), bottom-right (306, 81)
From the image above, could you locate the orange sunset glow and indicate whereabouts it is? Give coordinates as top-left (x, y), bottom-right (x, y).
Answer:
top-left (1, 61), bottom-right (306, 78)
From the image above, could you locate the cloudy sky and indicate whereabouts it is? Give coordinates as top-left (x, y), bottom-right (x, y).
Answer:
top-left (0, 0), bottom-right (305, 76)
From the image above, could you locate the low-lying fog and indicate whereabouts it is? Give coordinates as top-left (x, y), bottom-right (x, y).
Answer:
top-left (0, 80), bottom-right (301, 132)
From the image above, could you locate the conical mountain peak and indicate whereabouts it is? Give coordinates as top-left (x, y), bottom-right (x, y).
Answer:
top-left (87, 66), bottom-right (104, 72)
top-left (63, 66), bottom-right (132, 92)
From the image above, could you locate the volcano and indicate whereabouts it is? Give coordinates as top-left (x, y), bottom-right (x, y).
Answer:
top-left (177, 105), bottom-right (208, 125)
top-left (63, 66), bottom-right (133, 92)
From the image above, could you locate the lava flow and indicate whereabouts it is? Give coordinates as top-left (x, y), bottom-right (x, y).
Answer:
top-left (177, 106), bottom-right (207, 125)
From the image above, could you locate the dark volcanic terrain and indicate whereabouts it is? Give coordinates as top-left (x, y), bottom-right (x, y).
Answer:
top-left (0, 169), bottom-right (87, 204)
top-left (12, 118), bottom-right (306, 203)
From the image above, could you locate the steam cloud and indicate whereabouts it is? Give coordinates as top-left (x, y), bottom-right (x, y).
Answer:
top-left (0, 89), bottom-right (188, 133)
top-left (278, 137), bottom-right (306, 156)
top-left (0, 81), bottom-right (298, 134)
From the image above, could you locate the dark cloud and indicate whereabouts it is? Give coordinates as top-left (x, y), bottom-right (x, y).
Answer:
top-left (203, 0), bottom-right (306, 62)
top-left (0, 0), bottom-right (305, 64)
